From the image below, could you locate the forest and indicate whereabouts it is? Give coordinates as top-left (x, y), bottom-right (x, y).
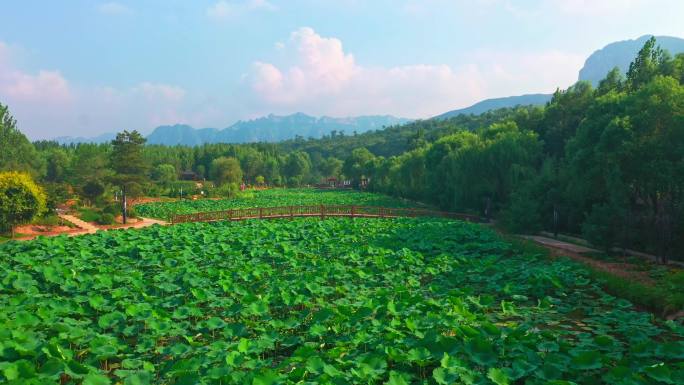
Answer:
top-left (2, 38), bottom-right (683, 261)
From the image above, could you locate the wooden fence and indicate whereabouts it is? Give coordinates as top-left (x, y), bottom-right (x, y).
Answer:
top-left (169, 205), bottom-right (481, 224)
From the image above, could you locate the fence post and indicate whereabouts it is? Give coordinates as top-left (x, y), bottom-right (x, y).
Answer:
top-left (320, 204), bottom-right (325, 220)
top-left (259, 207), bottom-right (263, 219)
top-left (351, 205), bottom-right (355, 218)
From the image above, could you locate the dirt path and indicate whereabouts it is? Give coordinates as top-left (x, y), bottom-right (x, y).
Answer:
top-left (58, 214), bottom-right (99, 234)
top-left (522, 235), bottom-right (657, 285)
top-left (115, 217), bottom-right (168, 229)
top-left (521, 235), bottom-right (598, 254)
top-left (13, 216), bottom-right (169, 241)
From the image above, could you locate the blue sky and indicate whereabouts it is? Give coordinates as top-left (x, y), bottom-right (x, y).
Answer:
top-left (1, 0), bottom-right (683, 139)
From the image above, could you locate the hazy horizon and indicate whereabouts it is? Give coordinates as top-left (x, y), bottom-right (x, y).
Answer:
top-left (2, 0), bottom-right (684, 140)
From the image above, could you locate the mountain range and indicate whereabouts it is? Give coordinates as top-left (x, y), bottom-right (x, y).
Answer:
top-left (146, 114), bottom-right (410, 146)
top-left (435, 35), bottom-right (684, 119)
top-left (55, 114), bottom-right (411, 146)
top-left (55, 35), bottom-right (684, 145)
top-left (434, 93), bottom-right (553, 120)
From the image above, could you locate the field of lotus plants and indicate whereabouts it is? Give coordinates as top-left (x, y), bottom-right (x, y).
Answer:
top-left (136, 189), bottom-right (424, 220)
top-left (1, 207), bottom-right (683, 384)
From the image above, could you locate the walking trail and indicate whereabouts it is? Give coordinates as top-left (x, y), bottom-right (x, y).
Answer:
top-left (520, 234), bottom-right (659, 286)
top-left (12, 215), bottom-right (170, 241)
top-left (58, 214), bottom-right (99, 234)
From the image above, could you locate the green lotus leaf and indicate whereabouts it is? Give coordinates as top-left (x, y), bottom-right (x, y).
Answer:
top-left (571, 350), bottom-right (603, 370)
top-left (385, 370), bottom-right (412, 385)
top-left (465, 338), bottom-right (497, 366)
top-left (487, 368), bottom-right (510, 385)
top-left (83, 373), bottom-right (111, 385)
top-left (644, 363), bottom-right (675, 384)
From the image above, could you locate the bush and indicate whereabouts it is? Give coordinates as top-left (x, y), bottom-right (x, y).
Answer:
top-left (32, 214), bottom-right (61, 226)
top-left (81, 180), bottom-right (105, 205)
top-left (102, 203), bottom-right (121, 216)
top-left (214, 183), bottom-right (240, 198)
top-left (97, 213), bottom-right (115, 225)
top-left (168, 181), bottom-right (198, 198)
top-left (581, 202), bottom-right (627, 252)
top-left (44, 182), bottom-right (70, 211)
top-left (501, 189), bottom-right (542, 234)
top-left (126, 206), bottom-right (137, 218)
top-left (79, 208), bottom-right (101, 223)
top-left (0, 171), bottom-right (47, 233)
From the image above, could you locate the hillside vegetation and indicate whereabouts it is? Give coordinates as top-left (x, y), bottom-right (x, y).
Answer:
top-left (5, 38), bottom-right (684, 261)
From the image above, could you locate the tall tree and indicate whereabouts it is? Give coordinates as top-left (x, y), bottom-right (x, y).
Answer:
top-left (210, 157), bottom-right (243, 186)
top-left (110, 130), bottom-right (149, 196)
top-left (283, 152), bottom-right (311, 186)
top-left (151, 164), bottom-right (177, 187)
top-left (626, 36), bottom-right (670, 90)
top-left (342, 148), bottom-right (375, 185)
top-left (0, 103), bottom-right (43, 175)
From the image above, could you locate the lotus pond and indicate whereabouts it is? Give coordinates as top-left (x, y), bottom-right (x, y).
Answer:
top-left (1, 217), bottom-right (683, 384)
top-left (135, 189), bottom-right (424, 220)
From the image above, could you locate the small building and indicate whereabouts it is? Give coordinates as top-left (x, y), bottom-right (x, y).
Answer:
top-left (180, 170), bottom-right (200, 181)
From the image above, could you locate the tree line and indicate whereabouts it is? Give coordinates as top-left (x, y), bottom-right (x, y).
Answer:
top-left (1, 38), bottom-right (683, 259)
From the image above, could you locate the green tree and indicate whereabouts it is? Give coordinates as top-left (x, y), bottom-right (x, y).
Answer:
top-left (343, 148), bottom-right (375, 185)
top-left (69, 143), bottom-right (112, 186)
top-left (283, 152), bottom-right (311, 186)
top-left (597, 67), bottom-right (624, 96)
top-left (263, 157), bottom-right (281, 186)
top-left (44, 148), bottom-right (70, 183)
top-left (240, 149), bottom-right (265, 183)
top-left (320, 157), bottom-right (343, 179)
top-left (626, 36), bottom-right (669, 90)
top-left (110, 130), bottom-right (149, 197)
top-left (151, 164), bottom-right (177, 187)
top-left (81, 179), bottom-right (105, 206)
top-left (210, 157), bottom-right (243, 186)
top-left (539, 81), bottom-right (594, 158)
top-left (0, 172), bottom-right (47, 236)
top-left (0, 103), bottom-right (43, 175)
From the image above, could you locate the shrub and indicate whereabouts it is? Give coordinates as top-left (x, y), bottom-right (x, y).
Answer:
top-left (79, 208), bottom-right (101, 223)
top-left (0, 172), bottom-right (47, 233)
top-left (501, 189), bottom-right (542, 234)
top-left (32, 214), bottom-right (61, 227)
top-left (102, 203), bottom-right (121, 216)
top-left (81, 180), bottom-right (105, 206)
top-left (214, 183), bottom-right (239, 198)
top-left (126, 206), bottom-right (137, 218)
top-left (97, 213), bottom-right (115, 225)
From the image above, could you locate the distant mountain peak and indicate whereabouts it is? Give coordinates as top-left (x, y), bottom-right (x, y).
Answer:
top-left (435, 34), bottom-right (684, 120)
top-left (578, 35), bottom-right (684, 86)
top-left (434, 94), bottom-right (552, 120)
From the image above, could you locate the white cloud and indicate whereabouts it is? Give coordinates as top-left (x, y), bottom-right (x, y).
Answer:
top-left (1, 70), bottom-right (72, 103)
top-left (247, 27), bottom-right (584, 119)
top-left (0, 40), bottom-right (194, 139)
top-left (0, 43), bottom-right (72, 105)
top-left (207, 0), bottom-right (277, 20)
top-left (98, 2), bottom-right (132, 15)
